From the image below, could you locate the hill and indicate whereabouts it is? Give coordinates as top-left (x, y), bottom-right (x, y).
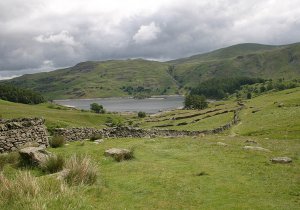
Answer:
top-left (0, 87), bottom-right (299, 209)
top-left (170, 42), bottom-right (300, 87)
top-left (4, 59), bottom-right (177, 99)
top-left (3, 42), bottom-right (300, 99)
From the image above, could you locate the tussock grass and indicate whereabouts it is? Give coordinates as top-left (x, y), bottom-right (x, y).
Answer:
top-left (49, 135), bottom-right (65, 148)
top-left (64, 155), bottom-right (98, 185)
top-left (0, 152), bottom-right (20, 170)
top-left (0, 171), bottom-right (39, 201)
top-left (0, 171), bottom-right (89, 209)
top-left (41, 155), bottom-right (65, 174)
top-left (90, 134), bottom-right (102, 141)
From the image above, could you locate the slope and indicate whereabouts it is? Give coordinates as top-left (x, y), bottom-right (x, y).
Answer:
top-left (170, 42), bottom-right (300, 87)
top-left (5, 59), bottom-right (178, 99)
top-left (3, 42), bottom-right (300, 99)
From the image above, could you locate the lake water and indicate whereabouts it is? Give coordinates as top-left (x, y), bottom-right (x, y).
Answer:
top-left (54, 95), bottom-right (184, 113)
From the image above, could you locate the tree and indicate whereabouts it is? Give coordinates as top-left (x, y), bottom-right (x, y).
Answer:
top-left (246, 92), bottom-right (252, 99)
top-left (137, 111), bottom-right (146, 118)
top-left (184, 94), bottom-right (208, 110)
top-left (90, 103), bottom-right (105, 113)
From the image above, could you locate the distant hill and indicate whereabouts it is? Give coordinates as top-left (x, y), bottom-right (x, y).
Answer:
top-left (4, 59), bottom-right (178, 99)
top-left (169, 42), bottom-right (300, 88)
top-left (3, 42), bottom-right (300, 99)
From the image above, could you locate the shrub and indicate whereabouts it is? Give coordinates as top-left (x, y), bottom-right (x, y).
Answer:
top-left (41, 155), bottom-right (65, 174)
top-left (105, 117), bottom-right (124, 127)
top-left (137, 111), bottom-right (146, 118)
top-left (247, 92), bottom-right (252, 99)
top-left (49, 135), bottom-right (65, 148)
top-left (64, 155), bottom-right (98, 185)
top-left (90, 134), bottom-right (102, 141)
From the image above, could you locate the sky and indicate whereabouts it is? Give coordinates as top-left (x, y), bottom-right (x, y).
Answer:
top-left (0, 0), bottom-right (300, 79)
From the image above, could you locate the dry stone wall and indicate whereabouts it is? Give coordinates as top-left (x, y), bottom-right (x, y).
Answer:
top-left (54, 109), bottom-right (241, 142)
top-left (0, 118), bottom-right (49, 153)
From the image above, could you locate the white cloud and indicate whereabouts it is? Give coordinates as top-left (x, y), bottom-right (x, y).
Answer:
top-left (1, 0), bottom-right (300, 72)
top-left (133, 22), bottom-right (161, 44)
top-left (34, 30), bottom-right (77, 46)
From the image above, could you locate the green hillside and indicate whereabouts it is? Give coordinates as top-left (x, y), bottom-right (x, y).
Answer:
top-left (171, 43), bottom-right (300, 87)
top-left (5, 59), bottom-right (177, 99)
top-left (3, 42), bottom-right (300, 99)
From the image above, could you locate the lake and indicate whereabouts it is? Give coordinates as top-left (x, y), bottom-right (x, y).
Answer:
top-left (54, 95), bottom-right (184, 113)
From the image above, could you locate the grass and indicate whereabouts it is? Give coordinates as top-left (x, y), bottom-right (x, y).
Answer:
top-left (0, 87), bottom-right (299, 209)
top-left (41, 155), bottom-right (65, 174)
top-left (0, 171), bottom-right (90, 210)
top-left (64, 155), bottom-right (98, 186)
top-left (49, 135), bottom-right (65, 148)
top-left (0, 99), bottom-right (125, 129)
top-left (233, 87), bottom-right (300, 139)
top-left (44, 136), bottom-right (300, 209)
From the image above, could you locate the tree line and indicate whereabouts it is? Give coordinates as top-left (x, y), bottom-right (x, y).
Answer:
top-left (190, 77), bottom-right (265, 99)
top-left (0, 84), bottom-right (45, 104)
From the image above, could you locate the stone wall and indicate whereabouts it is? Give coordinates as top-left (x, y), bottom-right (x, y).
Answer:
top-left (54, 109), bottom-right (241, 141)
top-left (0, 118), bottom-right (49, 153)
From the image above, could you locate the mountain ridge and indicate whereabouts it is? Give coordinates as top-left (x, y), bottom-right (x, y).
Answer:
top-left (3, 42), bottom-right (300, 99)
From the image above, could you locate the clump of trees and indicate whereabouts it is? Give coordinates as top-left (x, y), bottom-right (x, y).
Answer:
top-left (236, 78), bottom-right (299, 99)
top-left (190, 77), bottom-right (265, 99)
top-left (0, 84), bottom-right (45, 104)
top-left (184, 94), bottom-right (208, 110)
top-left (90, 103), bottom-right (105, 113)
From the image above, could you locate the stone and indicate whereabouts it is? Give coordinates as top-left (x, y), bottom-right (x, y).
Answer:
top-left (216, 142), bottom-right (228, 146)
top-left (243, 146), bottom-right (270, 152)
top-left (245, 140), bottom-right (257, 144)
top-left (278, 103), bottom-right (284, 107)
top-left (48, 169), bottom-right (70, 180)
top-left (94, 139), bottom-right (104, 143)
top-left (19, 146), bottom-right (52, 166)
top-left (104, 148), bottom-right (133, 162)
top-left (271, 157), bottom-right (292, 164)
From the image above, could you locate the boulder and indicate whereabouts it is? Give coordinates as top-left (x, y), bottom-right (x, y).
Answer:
top-left (271, 157), bottom-right (292, 164)
top-left (216, 142), bottom-right (228, 146)
top-left (245, 140), bottom-right (258, 144)
top-left (94, 139), bottom-right (104, 143)
top-left (243, 146), bottom-right (270, 152)
top-left (48, 169), bottom-right (70, 180)
top-left (19, 146), bottom-right (52, 166)
top-left (104, 148), bottom-right (133, 162)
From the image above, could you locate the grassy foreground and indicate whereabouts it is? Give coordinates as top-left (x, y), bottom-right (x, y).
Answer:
top-left (1, 136), bottom-right (299, 209)
top-left (0, 87), bottom-right (299, 209)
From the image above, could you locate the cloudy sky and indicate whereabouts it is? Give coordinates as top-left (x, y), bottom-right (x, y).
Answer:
top-left (1, 0), bottom-right (300, 79)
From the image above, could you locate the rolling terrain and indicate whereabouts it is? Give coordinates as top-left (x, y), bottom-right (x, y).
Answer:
top-left (3, 42), bottom-right (300, 99)
top-left (0, 87), bottom-right (299, 209)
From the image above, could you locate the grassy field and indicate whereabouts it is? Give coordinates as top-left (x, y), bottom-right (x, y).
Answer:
top-left (0, 99), bottom-right (125, 130)
top-left (234, 87), bottom-right (300, 139)
top-left (0, 88), bottom-right (299, 209)
top-left (1, 135), bottom-right (299, 209)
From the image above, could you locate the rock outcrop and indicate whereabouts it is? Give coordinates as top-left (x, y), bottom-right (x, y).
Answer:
top-left (105, 148), bottom-right (133, 162)
top-left (19, 146), bottom-right (52, 166)
top-left (271, 157), bottom-right (292, 164)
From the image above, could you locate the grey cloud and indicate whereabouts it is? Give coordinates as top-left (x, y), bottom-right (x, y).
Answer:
top-left (0, 0), bottom-right (300, 77)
